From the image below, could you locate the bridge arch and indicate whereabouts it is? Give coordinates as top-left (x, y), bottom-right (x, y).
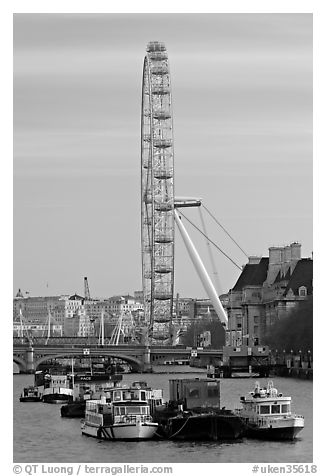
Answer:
top-left (34, 351), bottom-right (143, 372)
top-left (13, 356), bottom-right (27, 373)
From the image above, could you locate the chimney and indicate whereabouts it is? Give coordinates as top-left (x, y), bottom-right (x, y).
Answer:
top-left (265, 246), bottom-right (283, 284)
top-left (280, 245), bottom-right (292, 278)
top-left (248, 256), bottom-right (261, 265)
top-left (290, 242), bottom-right (301, 272)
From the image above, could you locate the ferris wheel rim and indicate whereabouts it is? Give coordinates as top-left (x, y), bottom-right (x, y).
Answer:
top-left (140, 42), bottom-right (175, 344)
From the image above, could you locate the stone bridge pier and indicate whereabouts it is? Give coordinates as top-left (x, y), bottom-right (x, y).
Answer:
top-left (13, 346), bottom-right (35, 373)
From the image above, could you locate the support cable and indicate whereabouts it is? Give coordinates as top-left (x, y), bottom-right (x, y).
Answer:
top-left (202, 203), bottom-right (249, 259)
top-left (176, 209), bottom-right (242, 271)
top-left (198, 206), bottom-right (222, 295)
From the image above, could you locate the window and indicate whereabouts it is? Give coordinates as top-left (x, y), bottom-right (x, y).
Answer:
top-left (260, 405), bottom-right (270, 414)
top-left (271, 404), bottom-right (280, 414)
top-left (114, 391), bottom-right (121, 401)
top-left (281, 404), bottom-right (290, 413)
top-left (187, 387), bottom-right (200, 398)
top-left (126, 406), bottom-right (142, 415)
top-left (299, 286), bottom-right (307, 297)
top-left (207, 386), bottom-right (219, 398)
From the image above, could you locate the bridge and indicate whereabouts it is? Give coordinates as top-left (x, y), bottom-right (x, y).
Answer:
top-left (13, 338), bottom-right (223, 373)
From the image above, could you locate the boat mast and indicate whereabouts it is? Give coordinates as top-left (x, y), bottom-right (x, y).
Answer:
top-left (101, 309), bottom-right (105, 346)
top-left (19, 308), bottom-right (24, 343)
top-left (45, 309), bottom-right (51, 345)
top-left (174, 209), bottom-right (228, 326)
top-left (115, 312), bottom-right (124, 345)
top-left (71, 358), bottom-right (75, 389)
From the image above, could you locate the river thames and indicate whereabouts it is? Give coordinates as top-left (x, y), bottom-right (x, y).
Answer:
top-left (13, 369), bottom-right (313, 463)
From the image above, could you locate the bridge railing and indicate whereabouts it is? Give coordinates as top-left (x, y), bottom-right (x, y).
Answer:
top-left (13, 337), bottom-right (223, 354)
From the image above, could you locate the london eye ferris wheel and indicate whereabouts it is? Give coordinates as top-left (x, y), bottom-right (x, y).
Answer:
top-left (141, 41), bottom-right (175, 344)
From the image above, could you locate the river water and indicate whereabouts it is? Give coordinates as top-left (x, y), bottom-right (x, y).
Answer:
top-left (13, 368), bottom-right (313, 463)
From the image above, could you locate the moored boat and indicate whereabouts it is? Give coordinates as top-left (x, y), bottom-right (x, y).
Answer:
top-left (42, 373), bottom-right (73, 404)
top-left (19, 386), bottom-right (42, 402)
top-left (81, 382), bottom-right (160, 440)
top-left (153, 378), bottom-right (245, 440)
top-left (236, 380), bottom-right (304, 440)
top-left (61, 373), bottom-right (123, 418)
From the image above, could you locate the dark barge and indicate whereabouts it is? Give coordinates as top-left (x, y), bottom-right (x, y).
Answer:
top-left (153, 378), bottom-right (245, 440)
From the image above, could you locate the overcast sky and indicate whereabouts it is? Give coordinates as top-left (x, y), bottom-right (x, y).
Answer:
top-left (13, 13), bottom-right (312, 299)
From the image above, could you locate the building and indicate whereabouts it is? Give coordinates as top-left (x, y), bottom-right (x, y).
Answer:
top-left (13, 294), bottom-right (67, 325)
top-left (225, 242), bottom-right (313, 347)
top-left (13, 322), bottom-right (63, 338)
top-left (13, 293), bottom-right (88, 337)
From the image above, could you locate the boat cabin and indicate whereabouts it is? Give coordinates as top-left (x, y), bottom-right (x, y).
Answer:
top-left (44, 374), bottom-right (71, 389)
top-left (85, 387), bottom-right (153, 425)
top-left (85, 399), bottom-right (113, 426)
top-left (110, 387), bottom-right (148, 403)
top-left (240, 398), bottom-right (292, 416)
top-left (240, 382), bottom-right (292, 417)
top-left (169, 378), bottom-right (220, 410)
top-left (22, 386), bottom-right (39, 397)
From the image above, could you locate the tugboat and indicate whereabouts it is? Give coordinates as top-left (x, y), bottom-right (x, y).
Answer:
top-left (19, 386), bottom-right (42, 402)
top-left (81, 382), bottom-right (160, 440)
top-left (153, 378), bottom-right (245, 440)
top-left (236, 381), bottom-right (304, 440)
top-left (42, 373), bottom-right (74, 404)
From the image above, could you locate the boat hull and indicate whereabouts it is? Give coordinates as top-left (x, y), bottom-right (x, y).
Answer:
top-left (245, 425), bottom-right (304, 440)
top-left (243, 416), bottom-right (304, 440)
top-left (81, 421), bottom-right (158, 440)
top-left (43, 394), bottom-right (73, 404)
top-left (163, 413), bottom-right (245, 440)
top-left (61, 401), bottom-right (86, 418)
top-left (42, 387), bottom-right (73, 404)
top-left (19, 396), bottom-right (42, 402)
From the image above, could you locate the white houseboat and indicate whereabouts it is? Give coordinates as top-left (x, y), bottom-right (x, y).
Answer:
top-left (81, 383), bottom-right (160, 440)
top-left (236, 381), bottom-right (304, 440)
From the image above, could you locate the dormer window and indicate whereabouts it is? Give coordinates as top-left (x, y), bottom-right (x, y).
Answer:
top-left (299, 286), bottom-right (307, 297)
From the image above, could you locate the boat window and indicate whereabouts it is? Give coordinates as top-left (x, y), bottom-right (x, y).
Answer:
top-left (114, 391), bottom-right (122, 401)
top-left (120, 407), bottom-right (126, 415)
top-left (259, 405), bottom-right (270, 414)
top-left (125, 406), bottom-right (142, 415)
top-left (271, 405), bottom-right (280, 414)
top-left (141, 391), bottom-right (146, 400)
top-left (207, 386), bottom-right (219, 398)
top-left (123, 391), bottom-right (139, 400)
top-left (281, 404), bottom-right (290, 413)
top-left (187, 387), bottom-right (200, 398)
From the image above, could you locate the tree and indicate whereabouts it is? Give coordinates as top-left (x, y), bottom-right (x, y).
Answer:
top-left (180, 317), bottom-right (225, 348)
top-left (263, 296), bottom-right (313, 353)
